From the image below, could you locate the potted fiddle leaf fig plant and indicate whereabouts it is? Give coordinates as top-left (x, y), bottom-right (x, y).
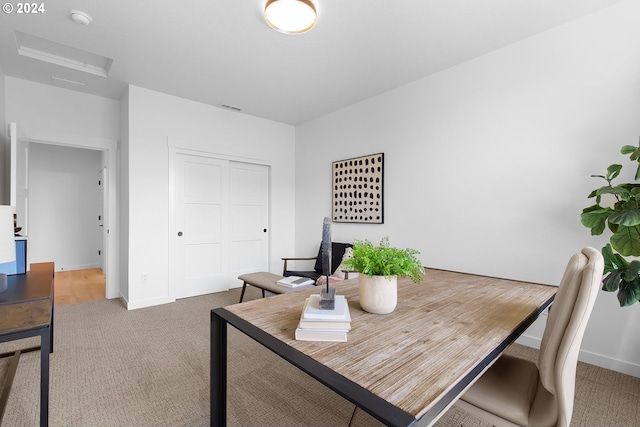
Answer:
top-left (581, 138), bottom-right (640, 307)
top-left (341, 237), bottom-right (424, 314)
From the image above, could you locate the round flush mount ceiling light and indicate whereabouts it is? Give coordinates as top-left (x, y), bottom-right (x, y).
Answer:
top-left (264, 0), bottom-right (316, 34)
top-left (70, 10), bottom-right (92, 26)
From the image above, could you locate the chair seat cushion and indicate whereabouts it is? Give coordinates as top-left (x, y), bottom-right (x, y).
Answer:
top-left (238, 272), bottom-right (315, 295)
top-left (461, 354), bottom-right (539, 426)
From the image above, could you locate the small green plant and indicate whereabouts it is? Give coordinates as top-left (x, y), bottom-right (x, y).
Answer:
top-left (341, 237), bottom-right (425, 283)
top-left (581, 139), bottom-right (640, 306)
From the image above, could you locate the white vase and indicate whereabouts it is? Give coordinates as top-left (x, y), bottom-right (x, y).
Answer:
top-left (359, 275), bottom-right (397, 314)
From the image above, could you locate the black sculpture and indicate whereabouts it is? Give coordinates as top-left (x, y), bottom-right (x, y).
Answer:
top-left (319, 217), bottom-right (336, 309)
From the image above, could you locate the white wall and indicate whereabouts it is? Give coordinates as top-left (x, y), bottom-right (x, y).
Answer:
top-left (119, 88), bottom-right (130, 303)
top-left (5, 77), bottom-right (120, 141)
top-left (0, 71), bottom-right (7, 204)
top-left (295, 0), bottom-right (640, 377)
top-left (29, 143), bottom-right (103, 270)
top-left (123, 85), bottom-right (296, 309)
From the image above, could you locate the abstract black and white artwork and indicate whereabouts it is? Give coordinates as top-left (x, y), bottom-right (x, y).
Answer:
top-left (332, 153), bottom-right (384, 223)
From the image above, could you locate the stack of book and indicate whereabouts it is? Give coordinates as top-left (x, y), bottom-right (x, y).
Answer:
top-left (277, 276), bottom-right (314, 287)
top-left (295, 294), bottom-right (351, 342)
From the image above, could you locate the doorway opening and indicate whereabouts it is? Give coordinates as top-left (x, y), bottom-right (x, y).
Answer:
top-left (9, 122), bottom-right (118, 302)
top-left (29, 142), bottom-right (108, 305)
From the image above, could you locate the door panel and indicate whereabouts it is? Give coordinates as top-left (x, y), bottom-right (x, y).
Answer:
top-left (99, 167), bottom-right (107, 272)
top-left (231, 205), bottom-right (261, 240)
top-left (175, 155), bottom-right (230, 298)
top-left (9, 122), bottom-right (29, 236)
top-left (230, 162), bottom-right (269, 282)
top-left (184, 204), bottom-right (222, 241)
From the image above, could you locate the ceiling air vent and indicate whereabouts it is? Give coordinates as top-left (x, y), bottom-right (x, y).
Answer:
top-left (220, 104), bottom-right (242, 112)
top-left (51, 76), bottom-right (85, 87)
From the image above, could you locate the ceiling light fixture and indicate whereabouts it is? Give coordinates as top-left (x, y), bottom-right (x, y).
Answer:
top-left (264, 0), bottom-right (316, 34)
top-left (70, 10), bottom-right (92, 26)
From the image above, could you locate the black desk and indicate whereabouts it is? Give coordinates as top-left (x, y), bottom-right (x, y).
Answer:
top-left (0, 262), bottom-right (54, 427)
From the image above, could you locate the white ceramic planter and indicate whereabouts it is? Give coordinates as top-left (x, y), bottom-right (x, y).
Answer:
top-left (359, 275), bottom-right (397, 314)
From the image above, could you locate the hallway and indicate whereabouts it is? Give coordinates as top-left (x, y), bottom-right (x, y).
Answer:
top-left (54, 268), bottom-right (106, 306)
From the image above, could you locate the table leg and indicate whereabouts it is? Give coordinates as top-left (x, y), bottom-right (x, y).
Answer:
top-left (238, 283), bottom-right (247, 303)
top-left (50, 286), bottom-right (55, 354)
top-left (211, 310), bottom-right (227, 427)
top-left (0, 349), bottom-right (21, 423)
top-left (39, 328), bottom-right (50, 427)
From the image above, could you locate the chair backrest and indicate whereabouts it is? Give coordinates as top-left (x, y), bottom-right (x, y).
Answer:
top-left (538, 247), bottom-right (604, 427)
top-left (313, 242), bottom-right (352, 275)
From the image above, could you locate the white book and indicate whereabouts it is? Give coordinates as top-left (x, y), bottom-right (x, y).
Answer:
top-left (295, 327), bottom-right (348, 342)
top-left (277, 276), bottom-right (314, 287)
top-left (298, 298), bottom-right (351, 331)
top-left (303, 294), bottom-right (349, 321)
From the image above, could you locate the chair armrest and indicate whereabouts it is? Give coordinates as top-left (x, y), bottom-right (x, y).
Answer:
top-left (282, 257), bottom-right (317, 275)
top-left (343, 270), bottom-right (358, 280)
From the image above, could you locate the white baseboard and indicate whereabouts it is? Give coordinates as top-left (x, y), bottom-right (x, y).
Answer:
top-left (516, 333), bottom-right (542, 350)
top-left (56, 263), bottom-right (101, 271)
top-left (124, 296), bottom-right (175, 310)
top-left (516, 334), bottom-right (640, 378)
top-left (578, 349), bottom-right (640, 378)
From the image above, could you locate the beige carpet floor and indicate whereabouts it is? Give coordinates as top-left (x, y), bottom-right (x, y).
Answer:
top-left (1, 286), bottom-right (639, 426)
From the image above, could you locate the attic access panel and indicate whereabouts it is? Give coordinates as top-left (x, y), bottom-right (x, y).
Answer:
top-left (332, 153), bottom-right (384, 224)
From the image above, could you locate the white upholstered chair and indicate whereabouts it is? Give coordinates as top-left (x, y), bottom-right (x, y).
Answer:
top-left (454, 247), bottom-right (604, 427)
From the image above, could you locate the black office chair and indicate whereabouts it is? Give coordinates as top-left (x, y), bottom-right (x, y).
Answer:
top-left (281, 242), bottom-right (352, 282)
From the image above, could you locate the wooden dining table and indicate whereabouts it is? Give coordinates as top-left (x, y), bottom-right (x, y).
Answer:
top-left (211, 268), bottom-right (557, 426)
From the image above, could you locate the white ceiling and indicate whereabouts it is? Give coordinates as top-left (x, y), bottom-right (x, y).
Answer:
top-left (0, 0), bottom-right (624, 125)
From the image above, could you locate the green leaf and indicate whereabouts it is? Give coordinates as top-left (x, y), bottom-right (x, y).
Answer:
top-left (621, 145), bottom-right (637, 155)
top-left (601, 244), bottom-right (629, 275)
top-left (580, 207), bottom-right (613, 235)
top-left (607, 209), bottom-right (640, 227)
top-left (602, 244), bottom-right (615, 272)
top-left (623, 260), bottom-right (640, 280)
top-left (617, 279), bottom-right (640, 307)
top-left (612, 252), bottom-right (630, 270)
top-left (610, 226), bottom-right (640, 256)
top-left (602, 271), bottom-right (622, 292)
top-left (595, 185), bottom-right (630, 200)
top-left (607, 164), bottom-right (623, 180)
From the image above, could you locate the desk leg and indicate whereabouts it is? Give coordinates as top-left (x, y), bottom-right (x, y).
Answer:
top-left (50, 291), bottom-right (55, 354)
top-left (39, 328), bottom-right (50, 427)
top-left (211, 311), bottom-right (227, 427)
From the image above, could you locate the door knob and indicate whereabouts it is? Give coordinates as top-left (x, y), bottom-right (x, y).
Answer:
top-left (263, 229), bottom-right (267, 232)
top-left (177, 231), bottom-right (183, 236)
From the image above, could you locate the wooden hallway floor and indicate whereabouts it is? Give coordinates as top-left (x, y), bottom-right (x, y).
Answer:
top-left (54, 268), bottom-right (106, 306)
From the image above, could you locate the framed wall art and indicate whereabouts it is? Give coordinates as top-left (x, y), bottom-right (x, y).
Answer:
top-left (332, 153), bottom-right (384, 223)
